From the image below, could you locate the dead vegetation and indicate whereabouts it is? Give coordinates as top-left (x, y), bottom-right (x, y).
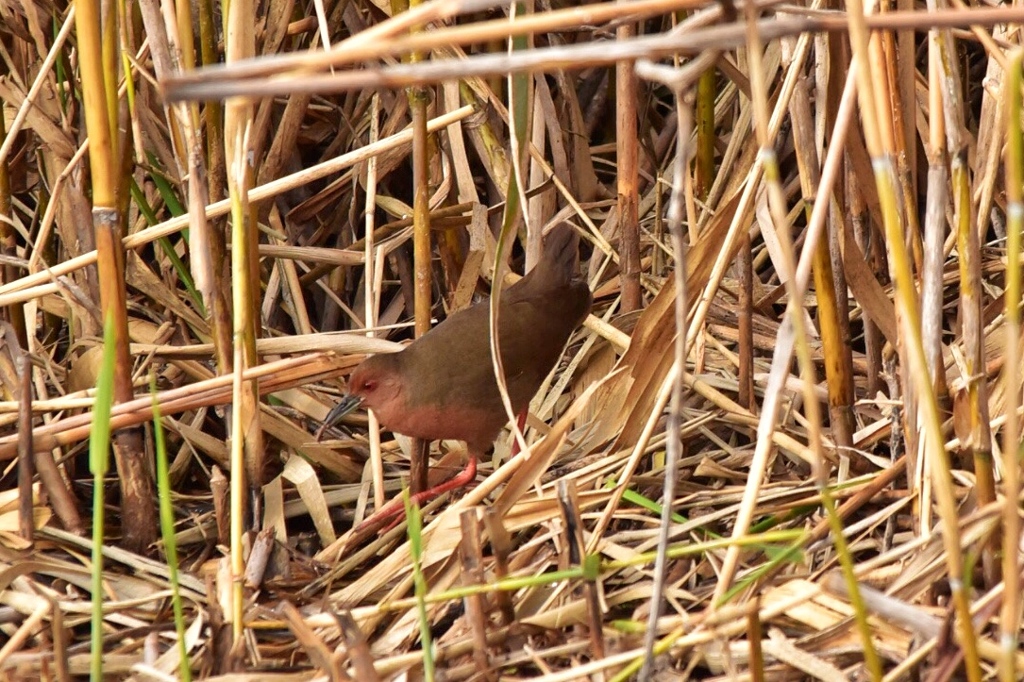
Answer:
top-left (1, 0), bottom-right (1023, 679)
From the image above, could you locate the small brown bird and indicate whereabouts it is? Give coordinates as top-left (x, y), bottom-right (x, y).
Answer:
top-left (323, 223), bottom-right (592, 523)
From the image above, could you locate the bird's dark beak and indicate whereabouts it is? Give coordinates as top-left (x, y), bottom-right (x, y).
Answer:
top-left (325, 394), bottom-right (364, 426)
top-left (315, 394), bottom-right (364, 441)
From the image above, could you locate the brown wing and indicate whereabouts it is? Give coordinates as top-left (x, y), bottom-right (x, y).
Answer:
top-left (396, 223), bottom-right (591, 446)
top-left (496, 281), bottom-right (592, 413)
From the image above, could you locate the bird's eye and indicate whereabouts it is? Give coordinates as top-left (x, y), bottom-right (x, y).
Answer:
top-left (363, 380), bottom-right (376, 392)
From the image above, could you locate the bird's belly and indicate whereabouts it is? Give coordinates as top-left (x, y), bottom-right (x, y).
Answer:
top-left (373, 400), bottom-right (506, 452)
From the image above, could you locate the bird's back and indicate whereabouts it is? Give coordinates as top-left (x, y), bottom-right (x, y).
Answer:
top-left (400, 224), bottom-right (592, 449)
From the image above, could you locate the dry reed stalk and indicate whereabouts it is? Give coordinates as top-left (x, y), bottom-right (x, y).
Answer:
top-left (2, 1), bottom-right (1024, 679)
top-left (77, 0), bottom-right (157, 552)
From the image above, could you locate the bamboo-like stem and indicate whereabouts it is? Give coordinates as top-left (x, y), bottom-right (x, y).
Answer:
top-left (137, 0), bottom-right (232, 379)
top-left (848, 156), bottom-right (882, 397)
top-left (789, 61), bottom-right (855, 465)
top-left (410, 90), bottom-right (431, 496)
top-left (694, 66), bottom-right (716, 199)
top-left (194, 0), bottom-right (232, 377)
top-left (922, 31), bottom-right (947, 401)
top-left (998, 50), bottom-right (1023, 682)
top-left (198, 0), bottom-right (224, 171)
top-left (14, 330), bottom-right (32, 542)
top-left (174, 0), bottom-right (200, 133)
top-left (930, 0), bottom-right (998, 589)
top-left (395, 0), bottom-right (432, 496)
top-left (917, 21), bottom-right (945, 551)
top-left (167, 0), bottom-right (717, 86)
top-left (410, 99), bottom-right (432, 340)
top-left (953, 150), bottom-right (998, 586)
top-left (736, 229), bottom-right (754, 418)
top-left (77, 0), bottom-right (156, 552)
top-left (617, 19), bottom-right (640, 313)
top-left (164, 2), bottom-right (1024, 91)
top-left (224, 0), bottom-right (259, 646)
top-left (364, 94), bottom-right (386, 513)
top-left (882, 29), bottom-right (924, 285)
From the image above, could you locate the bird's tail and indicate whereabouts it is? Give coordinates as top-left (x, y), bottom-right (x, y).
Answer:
top-left (535, 222), bottom-right (581, 288)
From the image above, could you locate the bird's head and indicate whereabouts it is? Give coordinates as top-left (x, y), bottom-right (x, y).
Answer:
top-left (321, 353), bottom-right (404, 431)
top-left (346, 354), bottom-right (403, 412)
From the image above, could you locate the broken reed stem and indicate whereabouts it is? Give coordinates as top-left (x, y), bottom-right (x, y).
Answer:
top-left (557, 480), bottom-right (606, 670)
top-left (458, 510), bottom-right (493, 681)
top-left (616, 16), bottom-right (641, 313)
top-left (483, 508), bottom-right (517, 626)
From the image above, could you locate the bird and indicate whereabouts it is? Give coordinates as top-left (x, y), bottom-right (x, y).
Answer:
top-left (321, 223), bottom-right (593, 529)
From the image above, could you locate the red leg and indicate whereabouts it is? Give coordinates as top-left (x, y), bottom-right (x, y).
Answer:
top-left (354, 454), bottom-right (478, 535)
top-left (352, 412), bottom-right (527, 539)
